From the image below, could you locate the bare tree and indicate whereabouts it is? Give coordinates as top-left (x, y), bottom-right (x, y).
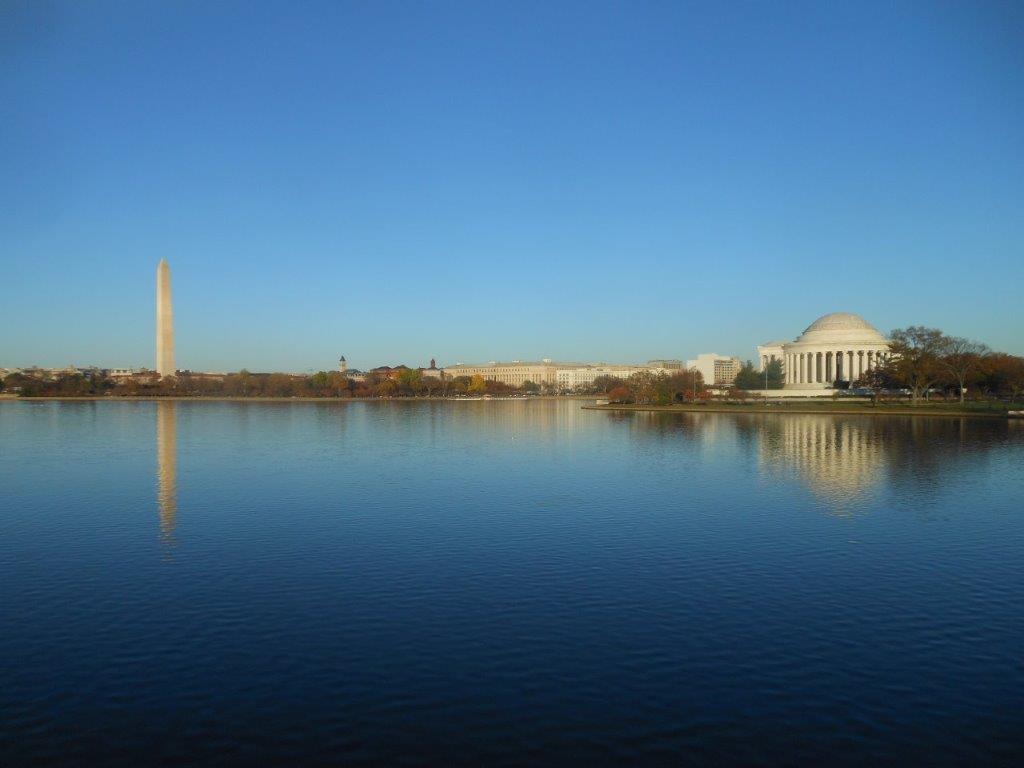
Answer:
top-left (887, 326), bottom-right (945, 404)
top-left (939, 337), bottom-right (989, 403)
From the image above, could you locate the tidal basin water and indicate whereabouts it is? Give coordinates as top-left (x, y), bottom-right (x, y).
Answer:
top-left (2, 400), bottom-right (1023, 765)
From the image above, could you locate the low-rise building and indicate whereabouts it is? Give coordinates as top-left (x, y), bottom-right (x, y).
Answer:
top-left (556, 365), bottom-right (651, 390)
top-left (685, 353), bottom-right (743, 386)
top-left (713, 357), bottom-right (743, 386)
top-left (443, 360), bottom-right (565, 387)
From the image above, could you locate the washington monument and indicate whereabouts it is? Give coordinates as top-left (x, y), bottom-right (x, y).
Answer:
top-left (156, 258), bottom-right (175, 377)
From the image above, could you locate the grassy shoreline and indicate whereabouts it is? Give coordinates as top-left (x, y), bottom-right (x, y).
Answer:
top-left (2, 394), bottom-right (590, 403)
top-left (582, 403), bottom-right (1017, 419)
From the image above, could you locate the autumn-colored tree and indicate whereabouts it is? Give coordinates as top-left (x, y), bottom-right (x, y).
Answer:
top-left (309, 371), bottom-right (331, 393)
top-left (397, 368), bottom-right (424, 396)
top-left (607, 385), bottom-right (632, 403)
top-left (421, 375), bottom-right (443, 397)
top-left (885, 327), bottom-right (946, 404)
top-left (591, 375), bottom-right (624, 393)
top-left (265, 373), bottom-right (296, 397)
top-left (683, 367), bottom-right (705, 398)
top-left (627, 370), bottom-right (656, 404)
top-left (484, 379), bottom-right (514, 395)
top-left (376, 379), bottom-right (398, 397)
top-left (938, 337), bottom-right (989, 403)
top-left (977, 353), bottom-right (1024, 400)
top-left (650, 371), bottom-right (691, 404)
top-left (327, 372), bottom-right (351, 396)
top-left (468, 374), bottom-right (487, 395)
top-left (223, 369), bottom-right (254, 397)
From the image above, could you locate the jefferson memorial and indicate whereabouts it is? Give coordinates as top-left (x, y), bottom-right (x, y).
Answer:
top-left (758, 313), bottom-right (890, 390)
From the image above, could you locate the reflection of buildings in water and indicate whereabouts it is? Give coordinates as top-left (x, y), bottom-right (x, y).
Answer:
top-left (443, 398), bottom-right (592, 439)
top-left (157, 401), bottom-right (177, 541)
top-left (758, 416), bottom-right (884, 515)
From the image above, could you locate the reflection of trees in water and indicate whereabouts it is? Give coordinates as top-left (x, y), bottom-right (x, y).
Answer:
top-left (625, 411), bottom-right (1016, 516)
top-left (630, 411), bottom-right (738, 445)
top-left (750, 415), bottom-right (1013, 515)
top-left (437, 399), bottom-right (594, 446)
top-left (869, 417), bottom-right (1010, 498)
top-left (156, 401), bottom-right (177, 544)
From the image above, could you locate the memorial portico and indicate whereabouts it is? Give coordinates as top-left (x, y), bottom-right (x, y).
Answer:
top-left (760, 313), bottom-right (890, 390)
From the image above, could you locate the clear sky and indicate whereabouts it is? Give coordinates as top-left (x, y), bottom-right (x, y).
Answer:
top-left (2, 1), bottom-right (1022, 372)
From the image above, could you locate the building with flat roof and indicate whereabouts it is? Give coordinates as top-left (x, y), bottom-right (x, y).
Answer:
top-left (443, 360), bottom-right (564, 387)
top-left (686, 353), bottom-right (742, 386)
top-left (713, 357), bottom-right (743, 386)
top-left (442, 360), bottom-right (686, 391)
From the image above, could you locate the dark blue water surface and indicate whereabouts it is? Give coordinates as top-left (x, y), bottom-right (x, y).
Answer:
top-left (2, 400), bottom-right (1023, 765)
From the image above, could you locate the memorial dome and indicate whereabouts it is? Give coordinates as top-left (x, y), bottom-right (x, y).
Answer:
top-left (795, 312), bottom-right (887, 344)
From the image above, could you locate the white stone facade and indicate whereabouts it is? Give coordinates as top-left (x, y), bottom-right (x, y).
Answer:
top-left (444, 361), bottom-right (561, 386)
top-left (156, 259), bottom-right (175, 378)
top-left (761, 313), bottom-right (890, 390)
top-left (556, 365), bottom-right (651, 389)
top-left (443, 361), bottom-right (678, 389)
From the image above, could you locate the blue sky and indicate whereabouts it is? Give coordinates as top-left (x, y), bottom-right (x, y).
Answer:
top-left (2, 1), bottom-right (1022, 371)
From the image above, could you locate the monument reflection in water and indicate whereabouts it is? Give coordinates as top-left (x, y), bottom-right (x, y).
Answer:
top-left (627, 408), bottom-right (1012, 517)
top-left (1, 399), bottom-right (1022, 765)
top-left (156, 401), bottom-right (177, 542)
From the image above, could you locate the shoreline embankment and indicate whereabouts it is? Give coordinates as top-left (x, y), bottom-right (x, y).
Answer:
top-left (2, 394), bottom-right (1018, 419)
top-left (581, 403), bottom-right (1014, 420)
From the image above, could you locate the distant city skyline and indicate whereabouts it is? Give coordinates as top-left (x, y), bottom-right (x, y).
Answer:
top-left (2, 2), bottom-right (1022, 369)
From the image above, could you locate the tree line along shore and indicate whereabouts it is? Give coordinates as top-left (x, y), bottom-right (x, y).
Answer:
top-left (4, 326), bottom-right (1022, 408)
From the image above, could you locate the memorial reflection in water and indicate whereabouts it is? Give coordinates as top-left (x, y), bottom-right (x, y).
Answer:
top-left (757, 415), bottom-right (885, 515)
top-left (630, 409), bottom-right (1010, 517)
top-left (156, 401), bottom-right (177, 541)
top-left (3, 399), bottom-right (1021, 765)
